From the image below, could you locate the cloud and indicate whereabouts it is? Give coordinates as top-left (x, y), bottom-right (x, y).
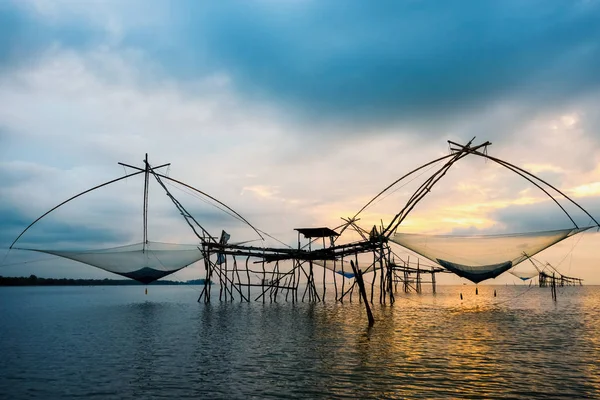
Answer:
top-left (0, 204), bottom-right (130, 249)
top-left (168, 1), bottom-right (600, 133)
top-left (1, 1), bottom-right (600, 282)
top-left (568, 182), bottom-right (600, 197)
top-left (3, 1), bottom-right (600, 135)
top-left (0, 1), bottom-right (108, 73)
top-left (445, 192), bottom-right (600, 235)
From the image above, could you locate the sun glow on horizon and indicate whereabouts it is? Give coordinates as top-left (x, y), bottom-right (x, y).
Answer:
top-left (569, 182), bottom-right (600, 198)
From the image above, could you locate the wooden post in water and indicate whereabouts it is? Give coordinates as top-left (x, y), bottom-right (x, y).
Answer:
top-left (198, 245), bottom-right (212, 303)
top-left (370, 251), bottom-right (376, 304)
top-left (309, 239), bottom-right (320, 302)
top-left (376, 245), bottom-right (383, 305)
top-left (404, 256), bottom-right (410, 293)
top-left (351, 260), bottom-right (375, 327)
top-left (386, 246), bottom-right (394, 304)
top-left (296, 260), bottom-right (303, 303)
top-left (285, 262), bottom-right (293, 303)
top-left (225, 256), bottom-right (232, 302)
top-left (322, 236), bottom-right (327, 302)
top-left (245, 256), bottom-right (251, 301)
top-left (233, 257), bottom-right (243, 302)
top-left (261, 258), bottom-right (266, 304)
top-left (416, 259), bottom-right (422, 294)
top-left (273, 261), bottom-right (280, 302)
top-left (333, 256), bottom-right (339, 301)
top-left (340, 254), bottom-right (346, 303)
top-left (218, 255), bottom-right (224, 302)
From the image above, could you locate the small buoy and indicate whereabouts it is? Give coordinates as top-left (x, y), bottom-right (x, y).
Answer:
top-left (475, 287), bottom-right (478, 295)
top-left (460, 293), bottom-right (463, 300)
top-left (145, 288), bottom-right (148, 295)
top-left (494, 289), bottom-right (497, 297)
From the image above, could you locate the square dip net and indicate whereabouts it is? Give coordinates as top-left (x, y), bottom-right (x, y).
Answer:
top-left (21, 242), bottom-right (204, 284)
top-left (390, 227), bottom-right (590, 283)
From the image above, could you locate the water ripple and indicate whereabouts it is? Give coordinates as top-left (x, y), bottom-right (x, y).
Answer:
top-left (1, 285), bottom-right (599, 399)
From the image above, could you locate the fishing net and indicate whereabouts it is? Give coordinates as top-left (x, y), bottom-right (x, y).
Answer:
top-left (18, 241), bottom-right (204, 284)
top-left (390, 227), bottom-right (590, 283)
top-left (508, 265), bottom-right (539, 281)
top-left (313, 259), bottom-right (356, 278)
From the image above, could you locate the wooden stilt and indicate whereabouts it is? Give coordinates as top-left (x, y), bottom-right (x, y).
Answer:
top-left (351, 260), bottom-right (374, 327)
top-left (322, 237), bottom-right (327, 302)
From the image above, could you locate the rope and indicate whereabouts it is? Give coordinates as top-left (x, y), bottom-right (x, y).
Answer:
top-left (164, 180), bottom-right (245, 225)
top-left (554, 218), bottom-right (590, 270)
top-left (0, 253), bottom-right (61, 268)
top-left (0, 248), bottom-right (12, 269)
top-left (368, 158), bottom-right (445, 210)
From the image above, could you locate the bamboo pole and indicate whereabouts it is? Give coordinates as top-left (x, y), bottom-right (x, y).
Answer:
top-left (333, 254), bottom-right (338, 302)
top-left (261, 258), bottom-right (266, 303)
top-left (350, 260), bottom-right (374, 327)
top-left (340, 254), bottom-right (346, 303)
top-left (322, 236), bottom-right (327, 302)
top-left (245, 256), bottom-right (251, 300)
top-left (10, 170), bottom-right (146, 249)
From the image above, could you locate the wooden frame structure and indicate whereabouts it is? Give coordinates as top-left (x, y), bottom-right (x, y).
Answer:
top-left (8, 139), bottom-right (599, 323)
top-left (193, 229), bottom-right (445, 306)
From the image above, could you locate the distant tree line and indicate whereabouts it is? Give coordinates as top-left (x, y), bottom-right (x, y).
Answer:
top-left (0, 275), bottom-right (209, 286)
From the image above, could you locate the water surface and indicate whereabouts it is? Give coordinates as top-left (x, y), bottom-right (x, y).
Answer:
top-left (1, 285), bottom-right (599, 399)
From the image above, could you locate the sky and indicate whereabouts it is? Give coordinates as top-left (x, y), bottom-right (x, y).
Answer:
top-left (1, 0), bottom-right (600, 284)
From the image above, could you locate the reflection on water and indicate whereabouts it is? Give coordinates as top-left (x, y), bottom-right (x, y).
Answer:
top-left (0, 285), bottom-right (599, 399)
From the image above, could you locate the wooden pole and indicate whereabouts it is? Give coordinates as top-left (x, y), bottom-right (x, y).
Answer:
top-left (333, 251), bottom-right (339, 301)
top-left (142, 153), bottom-right (150, 252)
top-left (416, 259), bottom-right (421, 294)
top-left (245, 256), bottom-right (251, 301)
top-left (370, 251), bottom-right (376, 304)
top-left (261, 258), bottom-right (266, 303)
top-left (233, 257), bottom-right (243, 302)
top-left (351, 260), bottom-right (374, 327)
top-left (10, 170), bottom-right (145, 249)
top-left (340, 254), bottom-right (346, 303)
top-left (273, 261), bottom-right (280, 302)
top-left (295, 260), bottom-right (301, 303)
top-left (322, 236), bottom-right (327, 302)
top-left (386, 246), bottom-right (394, 304)
top-left (308, 239), bottom-right (313, 302)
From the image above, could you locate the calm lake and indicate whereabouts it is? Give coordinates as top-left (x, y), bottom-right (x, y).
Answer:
top-left (1, 285), bottom-right (599, 399)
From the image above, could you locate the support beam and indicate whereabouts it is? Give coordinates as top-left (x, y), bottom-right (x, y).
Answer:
top-left (350, 260), bottom-right (374, 327)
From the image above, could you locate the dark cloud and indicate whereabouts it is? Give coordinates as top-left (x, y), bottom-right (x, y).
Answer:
top-left (160, 1), bottom-right (600, 130)
top-left (0, 204), bottom-right (31, 244)
top-left (0, 2), bottom-right (104, 72)
top-left (0, 2), bottom-right (32, 68)
top-left (3, 1), bottom-right (600, 133)
top-left (0, 204), bottom-right (130, 250)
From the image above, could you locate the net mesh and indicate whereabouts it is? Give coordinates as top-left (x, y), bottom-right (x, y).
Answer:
top-left (21, 241), bottom-right (204, 284)
top-left (313, 259), bottom-right (356, 278)
top-left (390, 227), bottom-right (589, 283)
top-left (508, 265), bottom-right (539, 281)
